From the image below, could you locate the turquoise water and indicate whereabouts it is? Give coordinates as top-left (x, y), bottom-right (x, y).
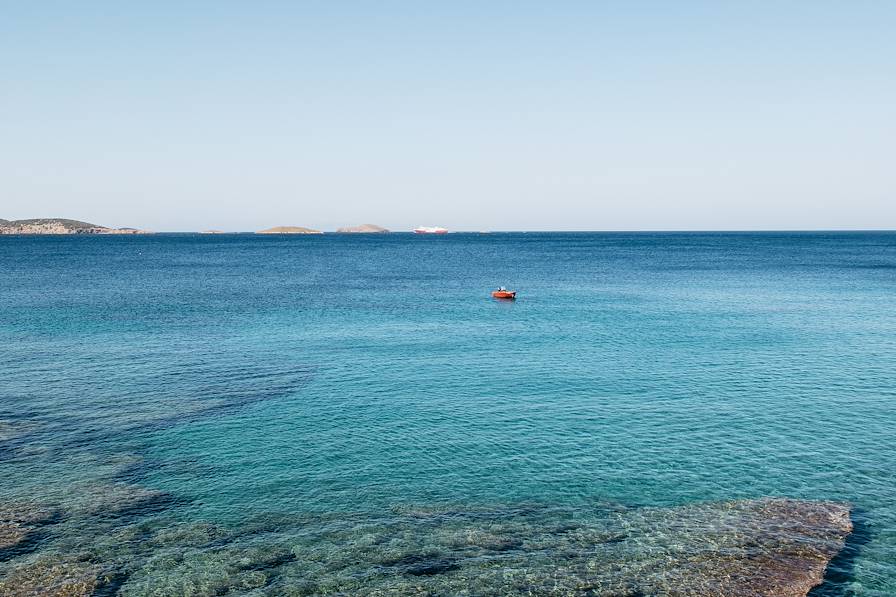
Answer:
top-left (1, 232), bottom-right (894, 595)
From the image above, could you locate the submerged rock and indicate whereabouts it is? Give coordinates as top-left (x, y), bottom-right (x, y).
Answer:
top-left (0, 557), bottom-right (103, 597)
top-left (0, 523), bottom-right (27, 552)
top-left (4, 498), bottom-right (851, 596)
top-left (0, 420), bottom-right (41, 458)
top-left (64, 482), bottom-right (178, 519)
top-left (262, 498), bottom-right (851, 597)
top-left (0, 420), bottom-right (35, 443)
top-left (0, 502), bottom-right (58, 557)
top-left (601, 498), bottom-right (853, 596)
top-left (149, 522), bottom-right (231, 549)
top-left (118, 542), bottom-right (288, 596)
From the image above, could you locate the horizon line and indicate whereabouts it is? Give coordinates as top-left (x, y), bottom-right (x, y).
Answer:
top-left (61, 228), bottom-right (896, 234)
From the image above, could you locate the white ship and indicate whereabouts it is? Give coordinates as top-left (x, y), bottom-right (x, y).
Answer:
top-left (413, 226), bottom-right (448, 234)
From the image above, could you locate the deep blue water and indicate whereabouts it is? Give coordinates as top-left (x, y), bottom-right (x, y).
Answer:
top-left (1, 232), bottom-right (894, 595)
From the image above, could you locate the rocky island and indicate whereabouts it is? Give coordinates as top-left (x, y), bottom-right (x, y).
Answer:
top-left (0, 218), bottom-right (150, 235)
top-left (256, 226), bottom-right (322, 234)
top-left (336, 224), bottom-right (390, 233)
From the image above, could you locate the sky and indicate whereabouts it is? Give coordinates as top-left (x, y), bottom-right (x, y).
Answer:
top-left (2, 2), bottom-right (894, 231)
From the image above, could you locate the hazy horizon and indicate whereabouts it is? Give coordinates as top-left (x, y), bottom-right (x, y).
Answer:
top-left (7, 218), bottom-right (896, 234)
top-left (3, 3), bottom-right (895, 231)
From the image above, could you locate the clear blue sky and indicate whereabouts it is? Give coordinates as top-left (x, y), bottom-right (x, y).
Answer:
top-left (2, 2), bottom-right (894, 231)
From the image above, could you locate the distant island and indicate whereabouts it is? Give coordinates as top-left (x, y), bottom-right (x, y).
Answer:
top-left (0, 218), bottom-right (151, 235)
top-left (256, 226), bottom-right (323, 235)
top-left (200, 230), bottom-right (226, 234)
top-left (336, 224), bottom-right (390, 233)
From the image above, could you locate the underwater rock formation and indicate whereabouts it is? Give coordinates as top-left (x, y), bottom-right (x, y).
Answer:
top-left (0, 420), bottom-right (41, 453)
top-left (603, 498), bottom-right (853, 596)
top-left (0, 522), bottom-right (26, 553)
top-left (64, 482), bottom-right (177, 519)
top-left (0, 497), bottom-right (852, 596)
top-left (116, 498), bottom-right (852, 596)
top-left (0, 421), bottom-right (32, 443)
top-left (0, 502), bottom-right (58, 556)
top-left (0, 557), bottom-right (103, 597)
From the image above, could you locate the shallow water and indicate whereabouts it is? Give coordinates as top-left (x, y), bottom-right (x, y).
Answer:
top-left (1, 232), bottom-right (894, 595)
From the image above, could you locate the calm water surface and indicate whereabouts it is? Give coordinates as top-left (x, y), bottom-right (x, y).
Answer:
top-left (1, 232), bottom-right (894, 595)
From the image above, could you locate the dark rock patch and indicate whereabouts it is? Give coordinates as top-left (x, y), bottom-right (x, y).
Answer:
top-left (234, 547), bottom-right (297, 572)
top-left (89, 569), bottom-right (130, 597)
top-left (383, 554), bottom-right (461, 576)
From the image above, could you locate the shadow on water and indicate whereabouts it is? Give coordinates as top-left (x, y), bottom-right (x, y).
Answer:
top-left (808, 508), bottom-right (873, 597)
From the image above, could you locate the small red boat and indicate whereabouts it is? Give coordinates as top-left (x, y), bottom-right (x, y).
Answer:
top-left (491, 288), bottom-right (516, 299)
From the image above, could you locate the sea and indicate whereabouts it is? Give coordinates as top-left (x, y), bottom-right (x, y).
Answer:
top-left (0, 232), bottom-right (894, 595)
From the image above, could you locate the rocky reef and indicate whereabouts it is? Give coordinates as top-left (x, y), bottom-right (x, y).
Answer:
top-left (336, 224), bottom-right (390, 233)
top-left (0, 219), bottom-right (150, 235)
top-left (0, 502), bottom-right (59, 563)
top-left (0, 557), bottom-right (105, 597)
top-left (0, 497), bottom-right (852, 596)
top-left (256, 226), bottom-right (322, 234)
